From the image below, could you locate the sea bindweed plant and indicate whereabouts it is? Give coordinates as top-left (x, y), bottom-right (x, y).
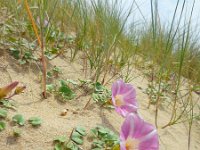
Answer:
top-left (112, 80), bottom-right (138, 117)
top-left (111, 80), bottom-right (159, 150)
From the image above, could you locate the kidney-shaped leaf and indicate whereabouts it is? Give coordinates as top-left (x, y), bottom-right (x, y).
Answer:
top-left (0, 121), bottom-right (6, 131)
top-left (28, 117), bottom-right (42, 126)
top-left (12, 114), bottom-right (25, 126)
top-left (0, 109), bottom-right (8, 118)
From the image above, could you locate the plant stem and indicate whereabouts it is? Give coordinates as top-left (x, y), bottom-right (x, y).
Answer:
top-left (24, 0), bottom-right (47, 98)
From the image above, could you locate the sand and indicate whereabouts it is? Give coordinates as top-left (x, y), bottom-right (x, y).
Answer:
top-left (0, 51), bottom-right (200, 150)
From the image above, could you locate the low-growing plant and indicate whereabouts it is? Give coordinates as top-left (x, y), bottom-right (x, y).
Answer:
top-left (58, 80), bottom-right (76, 100)
top-left (78, 80), bottom-right (113, 109)
top-left (92, 82), bottom-right (112, 107)
top-left (47, 66), bottom-right (62, 79)
top-left (46, 79), bottom-right (78, 102)
top-left (1, 113), bottom-right (42, 134)
top-left (90, 126), bottom-right (119, 150)
top-left (8, 39), bottom-right (37, 65)
top-left (53, 126), bottom-right (86, 150)
top-left (144, 82), bottom-right (171, 107)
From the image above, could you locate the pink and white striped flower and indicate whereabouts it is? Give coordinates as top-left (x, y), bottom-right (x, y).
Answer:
top-left (112, 80), bottom-right (138, 117)
top-left (120, 113), bottom-right (159, 150)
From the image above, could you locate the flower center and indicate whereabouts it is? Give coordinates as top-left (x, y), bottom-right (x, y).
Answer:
top-left (125, 138), bottom-right (139, 150)
top-left (115, 95), bottom-right (124, 106)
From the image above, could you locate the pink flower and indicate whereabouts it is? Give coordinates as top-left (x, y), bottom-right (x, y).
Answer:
top-left (112, 80), bottom-right (138, 117)
top-left (120, 113), bottom-right (159, 150)
top-left (36, 17), bottom-right (49, 27)
top-left (0, 81), bottom-right (19, 99)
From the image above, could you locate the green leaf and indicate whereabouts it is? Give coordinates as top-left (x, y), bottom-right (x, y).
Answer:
top-left (94, 82), bottom-right (104, 92)
top-left (28, 117), bottom-right (42, 126)
top-left (98, 127), bottom-right (108, 134)
top-left (12, 114), bottom-right (25, 126)
top-left (53, 66), bottom-right (62, 73)
top-left (71, 132), bottom-right (83, 145)
top-left (92, 140), bottom-right (104, 148)
top-left (54, 136), bottom-right (67, 143)
top-left (91, 85), bottom-right (112, 107)
top-left (51, 48), bottom-right (59, 54)
top-left (59, 80), bottom-right (76, 100)
top-left (46, 84), bottom-right (55, 93)
top-left (0, 109), bottom-right (8, 118)
top-left (47, 71), bottom-right (53, 78)
top-left (91, 128), bottom-right (98, 137)
top-left (54, 143), bottom-right (62, 150)
top-left (90, 126), bottom-right (119, 149)
top-left (64, 141), bottom-right (79, 150)
top-left (24, 51), bottom-right (32, 59)
top-left (75, 126), bottom-right (86, 136)
top-left (0, 121), bottom-right (6, 131)
top-left (18, 60), bottom-right (27, 65)
top-left (9, 47), bottom-right (20, 59)
top-left (71, 137), bottom-right (83, 145)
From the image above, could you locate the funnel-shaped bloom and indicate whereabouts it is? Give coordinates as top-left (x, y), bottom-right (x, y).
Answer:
top-left (0, 81), bottom-right (19, 99)
top-left (112, 80), bottom-right (138, 117)
top-left (120, 113), bottom-right (159, 150)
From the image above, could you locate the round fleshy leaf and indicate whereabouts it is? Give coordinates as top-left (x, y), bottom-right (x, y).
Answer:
top-left (71, 131), bottom-right (83, 145)
top-left (54, 136), bottom-right (67, 143)
top-left (12, 114), bottom-right (25, 126)
top-left (0, 121), bottom-right (6, 131)
top-left (0, 109), bottom-right (8, 118)
top-left (76, 126), bottom-right (86, 136)
top-left (28, 117), bottom-right (42, 126)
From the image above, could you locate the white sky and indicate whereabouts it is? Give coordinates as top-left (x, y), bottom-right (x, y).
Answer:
top-left (124, 0), bottom-right (200, 27)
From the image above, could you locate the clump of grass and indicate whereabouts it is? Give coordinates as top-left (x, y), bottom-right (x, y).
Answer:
top-left (68, 0), bottom-right (136, 84)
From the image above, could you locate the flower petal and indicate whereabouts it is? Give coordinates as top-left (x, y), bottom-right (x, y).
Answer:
top-left (117, 104), bottom-right (138, 117)
top-left (120, 142), bottom-right (127, 150)
top-left (0, 81), bottom-right (19, 99)
top-left (123, 88), bottom-right (136, 104)
top-left (120, 113), bottom-right (135, 140)
top-left (139, 129), bottom-right (159, 150)
top-left (120, 83), bottom-right (135, 96)
top-left (112, 80), bottom-right (123, 97)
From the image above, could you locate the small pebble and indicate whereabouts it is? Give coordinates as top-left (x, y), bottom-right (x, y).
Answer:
top-left (60, 109), bottom-right (68, 116)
